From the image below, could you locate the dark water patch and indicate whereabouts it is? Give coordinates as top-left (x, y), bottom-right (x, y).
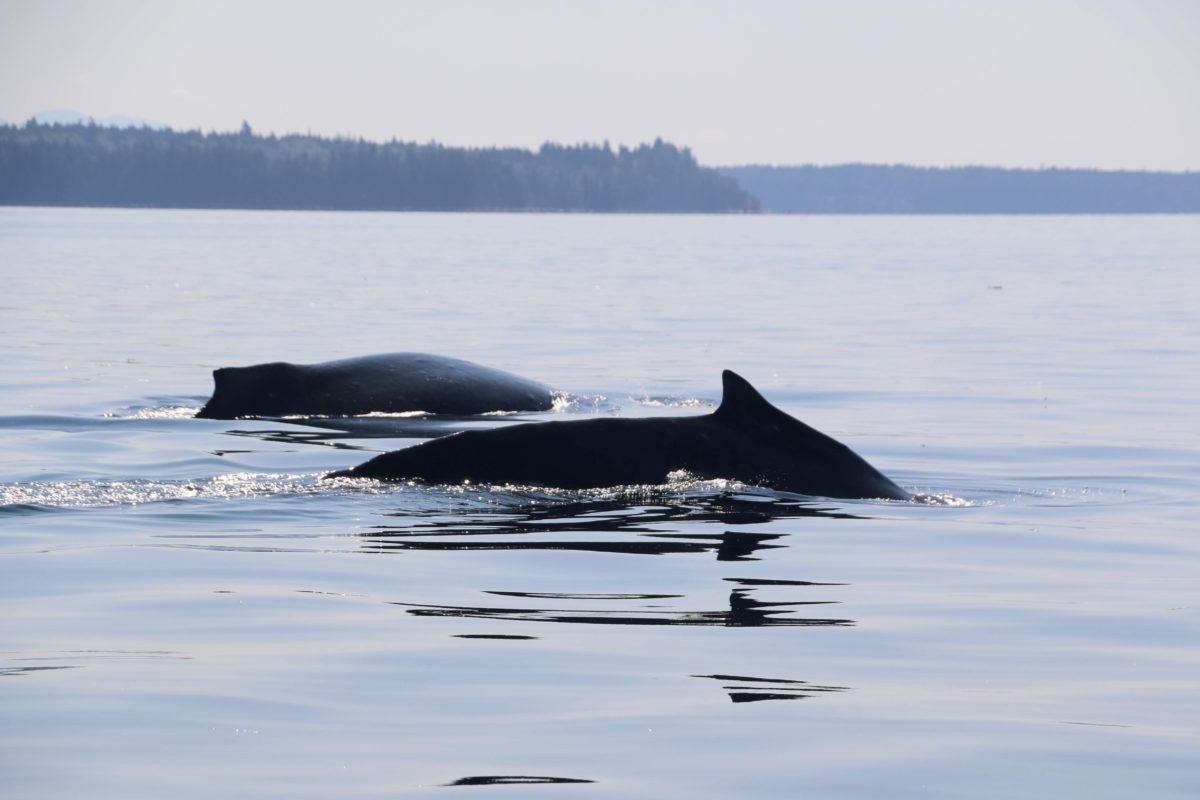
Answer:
top-left (397, 587), bottom-right (851, 628)
top-left (693, 673), bottom-right (850, 703)
top-left (723, 577), bottom-right (846, 586)
top-left (727, 692), bottom-right (805, 703)
top-left (486, 591), bottom-right (683, 600)
top-left (446, 775), bottom-right (594, 786)
top-left (365, 537), bottom-right (718, 557)
top-left (453, 634), bottom-right (539, 640)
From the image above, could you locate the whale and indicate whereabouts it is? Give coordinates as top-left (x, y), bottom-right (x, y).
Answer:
top-left (196, 353), bottom-right (554, 419)
top-left (328, 370), bottom-right (910, 500)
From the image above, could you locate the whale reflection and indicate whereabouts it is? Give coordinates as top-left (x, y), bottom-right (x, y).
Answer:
top-left (359, 491), bottom-right (869, 561)
top-left (375, 491), bottom-right (864, 532)
top-left (363, 529), bottom-right (784, 561)
top-left (692, 673), bottom-right (850, 703)
top-left (445, 775), bottom-right (594, 786)
top-left (395, 586), bottom-right (851, 628)
top-left (221, 413), bottom-right (526, 450)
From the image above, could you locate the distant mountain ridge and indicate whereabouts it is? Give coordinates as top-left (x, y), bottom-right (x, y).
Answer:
top-left (720, 164), bottom-right (1200, 214)
top-left (0, 122), bottom-right (756, 212)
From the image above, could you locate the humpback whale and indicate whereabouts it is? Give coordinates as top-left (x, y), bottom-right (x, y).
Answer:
top-left (328, 370), bottom-right (909, 500)
top-left (196, 353), bottom-right (554, 419)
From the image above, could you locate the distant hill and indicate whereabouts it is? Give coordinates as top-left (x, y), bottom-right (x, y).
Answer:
top-left (0, 122), bottom-right (757, 213)
top-left (720, 164), bottom-right (1200, 213)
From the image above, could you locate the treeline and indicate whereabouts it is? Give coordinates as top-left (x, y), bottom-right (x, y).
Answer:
top-left (720, 164), bottom-right (1200, 213)
top-left (0, 122), bottom-right (758, 213)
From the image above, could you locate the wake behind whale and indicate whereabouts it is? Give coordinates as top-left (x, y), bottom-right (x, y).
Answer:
top-left (329, 370), bottom-right (909, 500)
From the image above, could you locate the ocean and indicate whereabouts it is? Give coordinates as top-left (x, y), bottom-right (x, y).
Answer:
top-left (2, 207), bottom-right (1197, 798)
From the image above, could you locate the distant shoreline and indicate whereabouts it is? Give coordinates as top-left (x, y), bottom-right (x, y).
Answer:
top-left (3, 122), bottom-right (1197, 214)
top-left (719, 164), bottom-right (1200, 214)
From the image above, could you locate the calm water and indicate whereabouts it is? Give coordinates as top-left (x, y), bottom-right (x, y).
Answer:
top-left (1, 208), bottom-right (1197, 798)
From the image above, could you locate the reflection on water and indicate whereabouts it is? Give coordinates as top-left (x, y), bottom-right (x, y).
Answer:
top-left (358, 492), bottom-right (861, 565)
top-left (724, 577), bottom-right (845, 587)
top-left (397, 586), bottom-right (850, 628)
top-left (376, 491), bottom-right (863, 530)
top-left (221, 413), bottom-right (529, 449)
top-left (221, 428), bottom-right (373, 451)
top-left (364, 530), bottom-right (785, 560)
top-left (445, 775), bottom-right (594, 786)
top-left (452, 634), bottom-right (539, 641)
top-left (645, 531), bottom-right (785, 561)
top-left (370, 493), bottom-right (855, 626)
top-left (486, 590), bottom-right (681, 600)
top-left (0, 666), bottom-right (82, 677)
top-left (692, 673), bottom-right (850, 703)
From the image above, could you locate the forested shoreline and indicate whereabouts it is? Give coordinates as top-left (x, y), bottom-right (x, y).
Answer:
top-left (0, 123), bottom-right (758, 212)
top-left (3, 121), bottom-right (1197, 213)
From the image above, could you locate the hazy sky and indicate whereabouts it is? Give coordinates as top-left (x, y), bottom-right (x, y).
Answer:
top-left (2, 0), bottom-right (1197, 169)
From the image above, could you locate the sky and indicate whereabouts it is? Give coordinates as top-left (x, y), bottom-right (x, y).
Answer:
top-left (1, 0), bottom-right (1197, 170)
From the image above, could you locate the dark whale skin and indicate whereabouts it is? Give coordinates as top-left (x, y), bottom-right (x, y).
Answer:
top-left (196, 353), bottom-right (554, 419)
top-left (329, 370), bottom-right (909, 501)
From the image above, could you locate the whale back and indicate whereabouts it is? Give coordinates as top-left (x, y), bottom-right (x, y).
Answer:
top-left (197, 353), bottom-right (554, 418)
top-left (714, 370), bottom-right (805, 429)
top-left (198, 362), bottom-right (301, 418)
top-left (711, 370), bottom-right (908, 500)
top-left (328, 368), bottom-right (909, 500)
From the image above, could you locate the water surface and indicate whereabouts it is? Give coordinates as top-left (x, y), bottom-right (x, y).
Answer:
top-left (1, 209), bottom-right (1197, 798)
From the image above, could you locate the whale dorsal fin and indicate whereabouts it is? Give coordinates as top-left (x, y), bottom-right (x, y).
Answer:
top-left (714, 370), bottom-right (787, 424)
